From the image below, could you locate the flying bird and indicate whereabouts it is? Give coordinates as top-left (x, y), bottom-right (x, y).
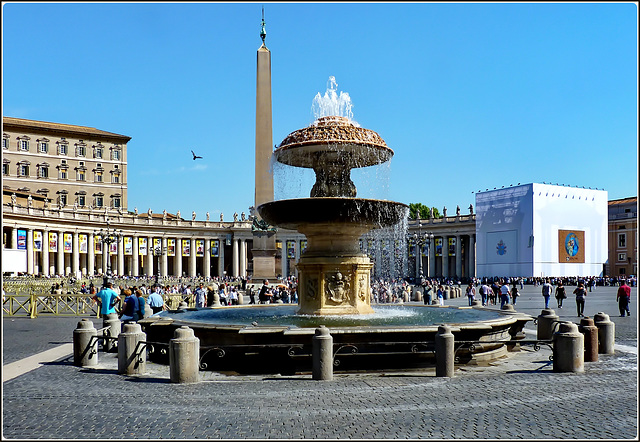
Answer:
top-left (191, 150), bottom-right (203, 160)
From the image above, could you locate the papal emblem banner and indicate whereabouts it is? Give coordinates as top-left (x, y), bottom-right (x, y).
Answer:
top-left (63, 233), bottom-right (72, 253)
top-left (33, 231), bottom-right (43, 252)
top-left (94, 236), bottom-right (102, 253)
top-left (79, 234), bottom-right (88, 254)
top-left (124, 237), bottom-right (132, 255)
top-left (138, 237), bottom-right (147, 255)
top-left (435, 238), bottom-right (442, 257)
top-left (286, 240), bottom-right (295, 259)
top-left (182, 239), bottom-right (190, 257)
top-left (210, 239), bottom-right (219, 257)
top-left (49, 232), bottom-right (58, 253)
top-left (167, 239), bottom-right (176, 256)
top-left (196, 240), bottom-right (204, 257)
top-left (448, 237), bottom-right (456, 257)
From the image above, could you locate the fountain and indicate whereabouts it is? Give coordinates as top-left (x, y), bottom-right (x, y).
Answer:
top-left (139, 78), bottom-right (531, 374)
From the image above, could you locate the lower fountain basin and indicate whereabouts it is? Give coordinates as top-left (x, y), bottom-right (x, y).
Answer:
top-left (139, 305), bottom-right (532, 374)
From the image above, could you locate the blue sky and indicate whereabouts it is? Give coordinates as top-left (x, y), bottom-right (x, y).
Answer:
top-left (2, 2), bottom-right (637, 220)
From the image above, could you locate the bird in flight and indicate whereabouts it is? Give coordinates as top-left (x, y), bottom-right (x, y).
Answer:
top-left (191, 150), bottom-right (203, 160)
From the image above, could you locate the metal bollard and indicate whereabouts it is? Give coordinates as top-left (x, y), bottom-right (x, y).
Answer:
top-left (579, 317), bottom-right (599, 362)
top-left (170, 326), bottom-right (200, 383)
top-left (118, 323), bottom-right (146, 375)
top-left (553, 322), bottom-right (584, 373)
top-left (102, 313), bottom-right (121, 353)
top-left (435, 324), bottom-right (454, 377)
top-left (73, 319), bottom-right (98, 367)
top-left (537, 309), bottom-right (559, 340)
top-left (312, 326), bottom-right (333, 381)
top-left (593, 312), bottom-right (615, 354)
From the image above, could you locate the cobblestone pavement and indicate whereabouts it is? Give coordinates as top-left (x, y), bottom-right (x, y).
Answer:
top-left (2, 285), bottom-right (637, 439)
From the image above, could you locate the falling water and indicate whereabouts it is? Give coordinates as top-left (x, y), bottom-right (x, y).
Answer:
top-left (311, 76), bottom-right (358, 125)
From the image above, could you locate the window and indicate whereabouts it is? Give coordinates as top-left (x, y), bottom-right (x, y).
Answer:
top-left (95, 171), bottom-right (103, 182)
top-left (59, 169), bottom-right (68, 179)
top-left (58, 143), bottom-right (68, 155)
top-left (2, 163), bottom-right (8, 176)
top-left (77, 170), bottom-right (86, 181)
top-left (59, 194), bottom-right (67, 206)
top-left (112, 149), bottom-right (120, 160)
top-left (19, 164), bottom-right (30, 177)
top-left (96, 196), bottom-right (104, 207)
top-left (38, 141), bottom-right (49, 153)
top-left (2, 137), bottom-right (8, 150)
top-left (76, 144), bottom-right (86, 157)
top-left (78, 195), bottom-right (86, 206)
top-left (19, 139), bottom-right (29, 151)
top-left (618, 233), bottom-right (626, 248)
top-left (620, 268), bottom-right (626, 275)
top-left (112, 197), bottom-right (121, 208)
top-left (38, 166), bottom-right (49, 178)
top-left (95, 147), bottom-right (103, 159)
top-left (618, 253), bottom-right (627, 262)
top-left (112, 173), bottom-right (120, 184)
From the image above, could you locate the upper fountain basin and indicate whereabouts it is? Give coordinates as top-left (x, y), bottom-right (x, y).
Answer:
top-left (275, 116), bottom-right (394, 169)
top-left (257, 197), bottom-right (409, 232)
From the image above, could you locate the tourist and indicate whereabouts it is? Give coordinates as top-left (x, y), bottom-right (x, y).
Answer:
top-left (555, 281), bottom-right (566, 309)
top-left (510, 281), bottom-right (519, 306)
top-left (499, 280), bottom-right (510, 308)
top-left (218, 285), bottom-right (228, 305)
top-left (617, 280), bottom-right (631, 317)
top-left (465, 282), bottom-right (475, 306)
top-left (147, 286), bottom-right (165, 314)
top-left (247, 285), bottom-right (256, 304)
top-left (541, 279), bottom-right (553, 309)
top-left (195, 283), bottom-right (207, 308)
top-left (423, 281), bottom-right (432, 305)
top-left (120, 289), bottom-right (137, 323)
top-left (258, 280), bottom-right (273, 304)
top-left (490, 280), bottom-right (500, 305)
top-left (206, 286), bottom-right (216, 307)
top-left (133, 289), bottom-right (146, 321)
top-left (437, 285), bottom-right (445, 306)
top-left (479, 282), bottom-right (489, 306)
top-left (228, 286), bottom-right (239, 305)
top-left (573, 282), bottom-right (587, 317)
top-left (92, 281), bottom-right (120, 318)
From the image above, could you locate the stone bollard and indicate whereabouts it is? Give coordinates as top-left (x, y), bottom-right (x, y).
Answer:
top-left (73, 319), bottom-right (98, 367)
top-left (170, 326), bottom-right (200, 383)
top-left (312, 326), bottom-right (333, 381)
top-left (435, 324), bottom-right (454, 377)
top-left (537, 309), bottom-right (559, 340)
top-left (593, 312), bottom-right (615, 355)
top-left (179, 301), bottom-right (188, 310)
top-left (553, 322), bottom-right (584, 373)
top-left (443, 287), bottom-right (450, 300)
top-left (579, 317), bottom-right (599, 362)
top-left (212, 292), bottom-right (221, 307)
top-left (118, 323), bottom-right (146, 375)
top-left (102, 313), bottom-right (121, 353)
top-left (413, 288), bottom-right (422, 302)
top-left (403, 291), bottom-right (410, 303)
top-left (237, 292), bottom-right (244, 305)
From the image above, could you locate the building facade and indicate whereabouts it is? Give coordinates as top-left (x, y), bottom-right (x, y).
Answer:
top-left (3, 117), bottom-right (130, 210)
top-left (607, 197), bottom-right (637, 277)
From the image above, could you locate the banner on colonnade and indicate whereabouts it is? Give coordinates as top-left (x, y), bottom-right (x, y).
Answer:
top-left (63, 233), bottom-right (72, 253)
top-left (153, 238), bottom-right (161, 255)
top-left (435, 238), bottom-right (442, 257)
top-left (94, 236), bottom-right (102, 253)
top-left (139, 237), bottom-right (147, 255)
top-left (33, 231), bottom-right (43, 252)
top-left (558, 230), bottom-right (585, 263)
top-left (286, 240), bottom-right (295, 259)
top-left (210, 239), bottom-right (219, 257)
top-left (17, 229), bottom-right (26, 250)
top-left (167, 239), bottom-right (175, 256)
top-left (124, 237), bottom-right (132, 255)
top-left (182, 239), bottom-right (190, 257)
top-left (79, 234), bottom-right (88, 253)
top-left (196, 240), bottom-right (204, 257)
top-left (110, 242), bottom-right (117, 255)
top-left (300, 240), bottom-right (307, 254)
top-left (421, 244), bottom-right (428, 257)
top-left (49, 232), bottom-right (58, 252)
top-left (448, 237), bottom-right (456, 257)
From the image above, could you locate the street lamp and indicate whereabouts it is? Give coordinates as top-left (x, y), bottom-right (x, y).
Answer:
top-left (407, 222), bottom-right (431, 280)
top-left (153, 242), bottom-right (166, 285)
top-left (93, 217), bottom-right (123, 286)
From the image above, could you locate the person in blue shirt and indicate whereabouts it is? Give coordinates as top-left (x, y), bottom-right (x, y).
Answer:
top-left (133, 289), bottom-right (146, 321)
top-left (92, 281), bottom-right (120, 318)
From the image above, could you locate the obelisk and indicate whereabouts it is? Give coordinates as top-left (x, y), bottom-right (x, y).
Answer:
top-left (252, 9), bottom-right (277, 282)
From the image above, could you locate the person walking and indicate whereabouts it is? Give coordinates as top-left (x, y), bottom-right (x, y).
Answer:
top-left (466, 282), bottom-right (476, 306)
top-left (437, 285), bottom-right (445, 306)
top-left (617, 280), bottom-right (631, 317)
top-left (555, 281), bottom-right (567, 309)
top-left (510, 281), bottom-right (519, 306)
top-left (194, 283), bottom-right (207, 308)
top-left (92, 281), bottom-right (120, 318)
top-left (573, 282), bottom-right (587, 317)
top-left (499, 280), bottom-right (510, 309)
top-left (147, 286), bottom-right (165, 314)
top-left (541, 279), bottom-right (553, 309)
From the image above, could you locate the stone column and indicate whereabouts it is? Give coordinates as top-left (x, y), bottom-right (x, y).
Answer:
top-left (232, 237), bottom-right (239, 277)
top-left (11, 227), bottom-right (18, 249)
top-left (204, 239), bottom-right (211, 278)
top-left (88, 234), bottom-right (94, 276)
top-left (281, 238), bottom-right (287, 277)
top-left (132, 236), bottom-right (139, 277)
top-left (240, 239), bottom-right (247, 277)
top-left (468, 234), bottom-right (475, 278)
top-left (429, 236), bottom-right (435, 278)
top-left (42, 228), bottom-right (50, 276)
top-left (102, 239), bottom-right (108, 275)
top-left (117, 235), bottom-right (124, 276)
top-left (162, 237), bottom-right (168, 277)
top-left (455, 234), bottom-right (462, 279)
top-left (175, 238), bottom-right (183, 277)
top-left (57, 230), bottom-right (65, 276)
top-left (27, 228), bottom-right (34, 274)
top-left (217, 237), bottom-right (225, 277)
top-left (146, 236), bottom-right (153, 277)
top-left (72, 231), bottom-right (79, 276)
top-left (442, 236), bottom-right (449, 278)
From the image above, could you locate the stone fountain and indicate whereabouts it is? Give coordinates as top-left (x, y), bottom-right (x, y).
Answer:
top-left (258, 114), bottom-right (408, 315)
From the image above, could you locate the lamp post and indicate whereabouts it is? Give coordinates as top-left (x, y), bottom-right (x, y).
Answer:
top-left (407, 222), bottom-right (431, 280)
top-left (153, 242), bottom-right (166, 285)
top-left (93, 218), bottom-right (123, 286)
